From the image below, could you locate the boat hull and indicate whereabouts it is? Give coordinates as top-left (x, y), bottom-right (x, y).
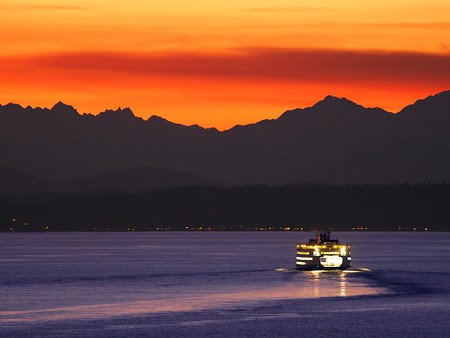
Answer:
top-left (295, 255), bottom-right (351, 271)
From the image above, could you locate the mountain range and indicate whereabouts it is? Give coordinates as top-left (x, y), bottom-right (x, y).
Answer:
top-left (1, 90), bottom-right (449, 192)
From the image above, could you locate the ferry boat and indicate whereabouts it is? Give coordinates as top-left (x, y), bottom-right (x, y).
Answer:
top-left (296, 232), bottom-right (351, 270)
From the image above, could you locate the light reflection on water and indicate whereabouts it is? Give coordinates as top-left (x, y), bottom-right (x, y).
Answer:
top-left (305, 270), bottom-right (373, 299)
top-left (0, 270), bottom-right (383, 324)
top-left (3, 232), bottom-right (408, 325)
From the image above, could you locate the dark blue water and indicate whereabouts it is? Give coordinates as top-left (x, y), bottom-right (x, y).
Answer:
top-left (0, 232), bottom-right (449, 337)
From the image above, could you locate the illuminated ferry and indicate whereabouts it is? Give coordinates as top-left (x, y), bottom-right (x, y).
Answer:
top-left (296, 232), bottom-right (351, 270)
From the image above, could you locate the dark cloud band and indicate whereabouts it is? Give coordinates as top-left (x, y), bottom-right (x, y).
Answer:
top-left (13, 48), bottom-right (447, 86)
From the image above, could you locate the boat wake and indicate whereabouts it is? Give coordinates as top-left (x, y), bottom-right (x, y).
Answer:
top-left (275, 267), bottom-right (371, 273)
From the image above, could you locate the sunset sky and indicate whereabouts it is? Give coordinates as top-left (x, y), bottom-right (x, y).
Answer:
top-left (1, 0), bottom-right (449, 129)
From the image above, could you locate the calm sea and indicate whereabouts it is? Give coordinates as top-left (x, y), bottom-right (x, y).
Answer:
top-left (0, 232), bottom-right (449, 337)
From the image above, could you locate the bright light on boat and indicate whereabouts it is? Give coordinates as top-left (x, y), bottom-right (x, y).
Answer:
top-left (313, 246), bottom-right (320, 256)
top-left (295, 232), bottom-right (351, 271)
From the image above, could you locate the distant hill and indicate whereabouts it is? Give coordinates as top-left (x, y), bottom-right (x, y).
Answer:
top-left (0, 166), bottom-right (223, 194)
top-left (0, 167), bottom-right (49, 193)
top-left (55, 166), bottom-right (226, 193)
top-left (1, 90), bottom-right (449, 187)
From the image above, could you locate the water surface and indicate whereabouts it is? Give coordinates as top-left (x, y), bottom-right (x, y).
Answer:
top-left (1, 232), bottom-right (449, 337)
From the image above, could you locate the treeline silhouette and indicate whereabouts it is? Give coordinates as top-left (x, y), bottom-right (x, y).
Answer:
top-left (1, 184), bottom-right (449, 232)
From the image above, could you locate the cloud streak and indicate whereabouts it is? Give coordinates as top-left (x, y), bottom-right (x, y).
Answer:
top-left (0, 3), bottom-right (83, 10)
top-left (9, 48), bottom-right (448, 86)
top-left (242, 6), bottom-right (336, 13)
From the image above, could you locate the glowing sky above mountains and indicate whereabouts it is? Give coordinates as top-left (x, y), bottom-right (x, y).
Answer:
top-left (1, 0), bottom-right (449, 129)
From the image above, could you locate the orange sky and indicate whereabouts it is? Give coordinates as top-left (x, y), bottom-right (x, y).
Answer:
top-left (0, 0), bottom-right (449, 129)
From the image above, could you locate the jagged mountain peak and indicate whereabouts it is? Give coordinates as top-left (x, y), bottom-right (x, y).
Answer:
top-left (313, 95), bottom-right (363, 111)
top-left (50, 101), bottom-right (78, 116)
top-left (2, 102), bottom-right (23, 109)
top-left (98, 107), bottom-right (136, 119)
top-left (147, 115), bottom-right (188, 128)
top-left (148, 115), bottom-right (170, 123)
top-left (278, 95), bottom-right (390, 123)
top-left (52, 101), bottom-right (73, 110)
top-left (399, 90), bottom-right (450, 115)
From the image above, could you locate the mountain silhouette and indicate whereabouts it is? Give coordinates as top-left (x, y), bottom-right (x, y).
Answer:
top-left (1, 90), bottom-right (449, 188)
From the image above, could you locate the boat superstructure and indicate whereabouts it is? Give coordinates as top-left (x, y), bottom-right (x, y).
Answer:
top-left (296, 232), bottom-right (351, 270)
